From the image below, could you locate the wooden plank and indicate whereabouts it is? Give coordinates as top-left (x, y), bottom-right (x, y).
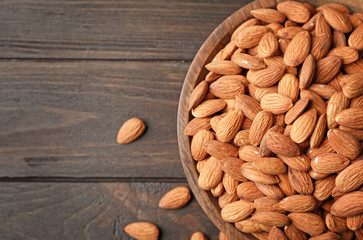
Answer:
top-left (0, 60), bottom-right (189, 178)
top-left (0, 182), bottom-right (220, 240)
top-left (0, 0), bottom-right (246, 60)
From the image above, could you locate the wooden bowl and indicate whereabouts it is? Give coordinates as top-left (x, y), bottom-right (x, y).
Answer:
top-left (177, 0), bottom-right (362, 239)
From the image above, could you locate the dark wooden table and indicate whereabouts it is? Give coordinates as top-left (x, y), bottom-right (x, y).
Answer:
top-left (0, 1), bottom-right (251, 239)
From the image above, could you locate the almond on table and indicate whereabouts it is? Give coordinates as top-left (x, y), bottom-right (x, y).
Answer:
top-left (184, 1), bottom-right (363, 237)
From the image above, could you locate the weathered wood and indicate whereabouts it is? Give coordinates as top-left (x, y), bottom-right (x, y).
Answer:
top-left (0, 0), bottom-right (246, 60)
top-left (0, 182), bottom-right (219, 240)
top-left (0, 60), bottom-right (188, 178)
top-left (178, 0), bottom-right (363, 239)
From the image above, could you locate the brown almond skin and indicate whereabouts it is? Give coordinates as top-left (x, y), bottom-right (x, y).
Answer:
top-left (190, 232), bottom-right (207, 240)
top-left (261, 93), bottom-right (293, 114)
top-left (299, 54), bottom-right (316, 89)
top-left (189, 81), bottom-right (209, 110)
top-left (223, 173), bottom-right (239, 194)
top-left (265, 132), bottom-right (300, 157)
top-left (218, 191), bottom-right (239, 209)
top-left (235, 218), bottom-right (264, 233)
top-left (288, 167), bottom-right (314, 194)
top-left (284, 224), bottom-right (307, 240)
top-left (311, 34), bottom-right (331, 60)
top-left (191, 130), bottom-right (214, 161)
top-left (235, 94), bottom-right (262, 120)
top-left (290, 109), bottom-right (317, 144)
top-left (205, 60), bottom-right (242, 75)
top-left (198, 156), bottom-right (223, 190)
top-left (278, 173), bottom-right (296, 196)
top-left (191, 99), bottom-right (226, 118)
top-left (339, 125), bottom-right (363, 141)
top-left (309, 232), bottom-right (340, 240)
top-left (279, 195), bottom-right (317, 212)
top-left (253, 157), bottom-right (287, 175)
top-left (231, 18), bottom-right (261, 42)
top-left (284, 31), bottom-right (311, 67)
top-left (211, 181), bottom-right (224, 197)
top-left (221, 200), bottom-right (255, 222)
top-left (209, 77), bottom-right (245, 99)
top-left (347, 214), bottom-right (363, 231)
top-left (348, 24), bottom-right (363, 50)
top-left (258, 32), bottom-right (279, 58)
top-left (255, 183), bottom-right (285, 200)
top-left (241, 162), bottom-right (279, 185)
top-left (251, 212), bottom-right (290, 227)
top-left (116, 118), bottom-right (146, 144)
top-left (336, 160), bottom-right (363, 193)
top-left (216, 110), bottom-right (244, 143)
top-left (231, 53), bottom-right (266, 70)
top-left (239, 145), bottom-right (262, 162)
top-left (310, 113), bottom-right (327, 148)
top-left (339, 73), bottom-right (363, 99)
top-left (219, 232), bottom-right (230, 240)
top-left (306, 137), bottom-right (335, 159)
top-left (285, 97), bottom-right (309, 124)
top-left (251, 65), bottom-right (286, 88)
top-left (315, 15), bottom-right (332, 40)
top-left (269, 226), bottom-right (287, 240)
top-left (158, 186), bottom-right (191, 209)
top-left (335, 107), bottom-right (363, 129)
top-left (322, 7), bottom-right (353, 33)
top-left (315, 55), bottom-right (342, 84)
top-left (250, 8), bottom-right (286, 23)
top-left (124, 222), bottom-right (159, 240)
top-left (308, 84), bottom-right (338, 100)
top-left (328, 129), bottom-right (361, 160)
top-left (326, 92), bottom-right (350, 129)
top-left (249, 111), bottom-right (274, 146)
top-left (234, 130), bottom-right (250, 147)
top-left (344, 59), bottom-right (363, 74)
top-left (236, 25), bottom-right (271, 48)
top-left (260, 126), bottom-right (285, 157)
top-left (331, 191), bottom-right (363, 217)
top-left (300, 90), bottom-right (327, 116)
top-left (254, 197), bottom-right (286, 214)
top-left (311, 153), bottom-right (350, 174)
top-left (333, 30), bottom-right (346, 48)
top-left (237, 181), bottom-right (265, 201)
top-left (326, 213), bottom-right (348, 232)
top-left (185, 117), bottom-right (211, 136)
top-left (276, 26), bottom-right (304, 39)
top-left (328, 46), bottom-right (359, 65)
top-left (220, 157), bottom-right (248, 182)
top-left (203, 140), bottom-right (238, 160)
top-left (278, 74), bottom-right (299, 102)
top-left (288, 213), bottom-right (325, 236)
top-left (314, 174), bottom-right (337, 201)
top-left (277, 1), bottom-right (311, 23)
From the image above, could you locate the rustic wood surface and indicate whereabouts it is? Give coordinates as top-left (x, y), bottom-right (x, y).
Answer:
top-left (0, 0), bottom-right (250, 239)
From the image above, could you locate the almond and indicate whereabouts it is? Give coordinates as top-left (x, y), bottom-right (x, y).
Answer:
top-left (235, 218), bottom-right (263, 233)
top-left (300, 90), bottom-right (327, 116)
top-left (347, 214), bottom-right (363, 231)
top-left (322, 7), bottom-right (353, 33)
top-left (311, 34), bottom-right (331, 60)
top-left (261, 93), bottom-right (293, 114)
top-left (252, 232), bottom-right (269, 240)
top-left (249, 111), bottom-right (274, 146)
top-left (218, 191), bottom-right (239, 209)
top-left (315, 55), bottom-right (342, 84)
top-left (241, 162), bottom-right (279, 184)
top-left (205, 60), bottom-right (242, 75)
top-left (205, 71), bottom-right (221, 83)
top-left (222, 173), bottom-right (238, 194)
top-left (203, 140), bottom-right (238, 159)
top-left (315, 15), bottom-right (332, 40)
top-left (221, 200), bottom-right (255, 222)
top-left (314, 174), bottom-right (336, 201)
top-left (192, 99), bottom-right (226, 118)
top-left (350, 95), bottom-right (363, 108)
top-left (236, 25), bottom-right (271, 48)
top-left (335, 160), bottom-right (363, 193)
top-left (258, 32), bottom-right (279, 58)
top-left (237, 181), bottom-right (265, 201)
top-left (333, 30), bottom-right (346, 47)
top-left (216, 110), bottom-right (244, 142)
top-left (251, 212), bottom-right (290, 227)
top-left (159, 186), bottom-right (191, 209)
top-left (265, 131), bottom-right (300, 157)
top-left (277, 154), bottom-right (311, 171)
top-left (253, 157), bottom-right (287, 175)
top-left (190, 232), bottom-right (207, 240)
top-left (339, 73), bottom-right (363, 99)
top-left (251, 8), bottom-right (286, 23)
top-left (210, 115), bottom-right (222, 132)
top-left (285, 97), bottom-right (310, 124)
top-left (284, 31), bottom-right (311, 66)
top-left (299, 54), bottom-right (316, 89)
top-left (277, 1), bottom-right (311, 23)
top-left (326, 213), bottom-right (348, 232)
top-left (288, 167), bottom-right (314, 194)
top-left (331, 191), bottom-right (363, 217)
top-left (326, 92), bottom-right (350, 129)
top-left (278, 74), bottom-right (299, 102)
top-left (219, 157), bottom-right (248, 182)
top-left (328, 128), bottom-right (361, 160)
top-left (279, 195), bottom-right (317, 212)
top-left (251, 65), bottom-right (286, 88)
top-left (267, 23), bottom-right (284, 33)
top-left (344, 59), bottom-right (363, 74)
top-left (328, 46), bottom-right (359, 65)
top-left (308, 83), bottom-right (338, 99)
top-left (310, 113), bottom-right (327, 148)
top-left (309, 232), bottom-right (341, 240)
top-left (198, 156), bottom-right (224, 190)
top-left (185, 117), bottom-right (211, 136)
top-left (248, 85), bottom-right (278, 102)
top-left (124, 222), bottom-right (159, 240)
top-left (306, 137), bottom-right (335, 159)
top-left (219, 232), bottom-right (230, 240)
top-left (269, 226), bottom-right (288, 240)
top-left (191, 130), bottom-right (214, 161)
top-left (335, 107), bottom-right (363, 129)
top-left (284, 224), bottom-right (308, 240)
top-left (339, 125), bottom-right (363, 141)
top-left (288, 213), bottom-right (325, 236)
top-left (233, 130), bottom-right (251, 147)
top-left (235, 94), bottom-right (262, 120)
top-left (254, 197), bottom-right (285, 214)
top-left (231, 53), bottom-right (266, 70)
top-left (255, 183), bottom-right (285, 200)
top-left (311, 153), bottom-right (350, 174)
top-left (278, 173), bottom-right (296, 196)
top-left (349, 14), bottom-right (363, 28)
top-left (196, 158), bottom-right (207, 173)
top-left (116, 118), bottom-right (146, 144)
top-left (239, 145), bottom-right (262, 162)
top-left (211, 181), bottom-right (224, 197)
top-left (263, 55), bottom-right (298, 75)
top-left (209, 77), bottom-right (245, 99)
top-left (302, 12), bottom-right (322, 31)
top-left (290, 109), bottom-right (317, 143)
top-left (276, 26), bottom-right (304, 39)
top-left (260, 126), bottom-right (285, 157)
top-left (231, 18), bottom-right (261, 42)
top-left (316, 3), bottom-right (350, 14)
top-left (348, 23), bottom-right (363, 50)
top-left (189, 81), bottom-right (209, 110)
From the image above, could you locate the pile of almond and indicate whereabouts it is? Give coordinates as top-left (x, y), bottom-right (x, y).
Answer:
top-left (186, 1), bottom-right (363, 239)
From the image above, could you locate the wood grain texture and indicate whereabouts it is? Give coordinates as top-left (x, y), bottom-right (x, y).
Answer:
top-left (0, 182), bottom-right (219, 240)
top-left (0, 0), bottom-right (247, 60)
top-left (0, 60), bottom-right (188, 178)
top-left (178, 0), bottom-right (363, 239)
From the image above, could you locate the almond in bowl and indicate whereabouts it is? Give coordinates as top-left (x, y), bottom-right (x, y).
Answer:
top-left (178, 0), bottom-right (363, 239)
